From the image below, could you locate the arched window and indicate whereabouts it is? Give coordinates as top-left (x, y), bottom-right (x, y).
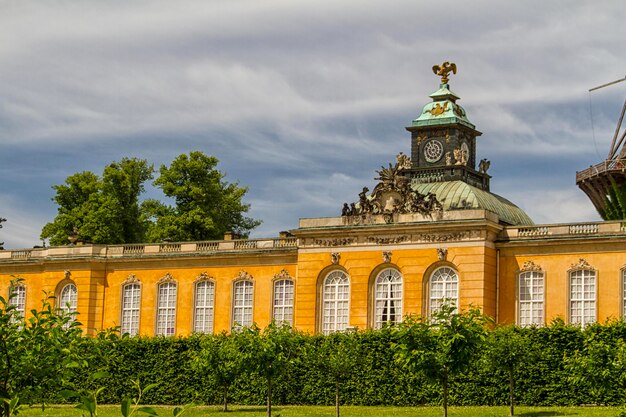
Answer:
top-left (156, 281), bottom-right (177, 336)
top-left (429, 266), bottom-right (458, 316)
top-left (9, 284), bottom-right (26, 321)
top-left (518, 270), bottom-right (544, 326)
top-left (59, 283), bottom-right (78, 328)
top-left (194, 280), bottom-right (215, 333)
top-left (570, 269), bottom-right (596, 326)
top-left (273, 279), bottom-right (294, 326)
top-left (59, 283), bottom-right (78, 315)
top-left (121, 283), bottom-right (141, 336)
top-left (374, 268), bottom-right (403, 328)
top-left (232, 280), bottom-right (254, 329)
top-left (322, 270), bottom-right (350, 335)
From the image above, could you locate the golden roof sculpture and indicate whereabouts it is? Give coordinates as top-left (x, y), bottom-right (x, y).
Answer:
top-left (432, 61), bottom-right (457, 84)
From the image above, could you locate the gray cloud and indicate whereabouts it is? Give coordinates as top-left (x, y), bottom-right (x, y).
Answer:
top-left (1, 0), bottom-right (625, 248)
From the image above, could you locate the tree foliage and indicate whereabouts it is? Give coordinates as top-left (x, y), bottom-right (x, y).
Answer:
top-left (483, 325), bottom-right (535, 416)
top-left (241, 323), bottom-right (301, 417)
top-left (41, 152), bottom-right (260, 246)
top-left (192, 332), bottom-right (247, 412)
top-left (601, 181), bottom-right (626, 220)
top-left (145, 152), bottom-right (261, 242)
top-left (314, 330), bottom-right (359, 417)
top-left (565, 324), bottom-right (626, 406)
top-left (41, 158), bottom-right (153, 245)
top-left (395, 304), bottom-right (489, 417)
top-left (0, 278), bottom-right (83, 417)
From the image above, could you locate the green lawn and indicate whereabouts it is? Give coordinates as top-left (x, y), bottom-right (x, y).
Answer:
top-left (16, 405), bottom-right (624, 417)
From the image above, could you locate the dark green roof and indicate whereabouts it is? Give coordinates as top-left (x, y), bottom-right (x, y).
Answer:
top-left (413, 181), bottom-right (533, 226)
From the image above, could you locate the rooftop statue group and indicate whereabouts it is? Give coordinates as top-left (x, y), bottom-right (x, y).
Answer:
top-left (342, 153), bottom-right (443, 219)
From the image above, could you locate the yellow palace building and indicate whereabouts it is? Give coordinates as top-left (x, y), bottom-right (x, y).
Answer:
top-left (2, 65), bottom-right (626, 336)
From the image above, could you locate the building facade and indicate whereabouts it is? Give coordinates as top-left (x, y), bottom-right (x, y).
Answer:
top-left (2, 65), bottom-right (626, 336)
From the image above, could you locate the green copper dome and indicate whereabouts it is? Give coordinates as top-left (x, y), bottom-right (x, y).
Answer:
top-left (412, 180), bottom-right (533, 226)
top-left (412, 83), bottom-right (475, 129)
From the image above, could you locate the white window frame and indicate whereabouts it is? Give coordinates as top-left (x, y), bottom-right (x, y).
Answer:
top-left (9, 285), bottom-right (26, 321)
top-left (374, 268), bottom-right (403, 328)
top-left (121, 283), bottom-right (141, 336)
top-left (321, 270), bottom-right (350, 335)
top-left (273, 279), bottom-right (294, 326)
top-left (194, 280), bottom-right (215, 334)
top-left (232, 280), bottom-right (254, 329)
top-left (569, 269), bottom-right (596, 327)
top-left (428, 266), bottom-right (459, 316)
top-left (156, 282), bottom-right (177, 336)
top-left (518, 270), bottom-right (545, 326)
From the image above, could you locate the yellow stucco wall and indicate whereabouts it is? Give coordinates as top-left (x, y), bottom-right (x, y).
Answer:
top-left (498, 239), bottom-right (626, 325)
top-left (2, 218), bottom-right (626, 335)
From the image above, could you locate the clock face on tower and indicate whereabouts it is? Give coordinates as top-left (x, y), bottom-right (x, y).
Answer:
top-left (424, 139), bottom-right (444, 163)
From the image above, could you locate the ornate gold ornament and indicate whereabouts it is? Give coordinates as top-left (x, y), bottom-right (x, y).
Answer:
top-left (124, 273), bottom-right (140, 284)
top-left (437, 247), bottom-right (448, 261)
top-left (237, 270), bottom-right (253, 281)
top-left (520, 260), bottom-right (542, 272)
top-left (274, 269), bottom-right (292, 280)
top-left (432, 61), bottom-right (457, 84)
top-left (427, 102), bottom-right (449, 116)
top-left (158, 272), bottom-right (176, 284)
top-left (331, 252), bottom-right (341, 264)
top-left (570, 258), bottom-right (594, 271)
top-left (195, 271), bottom-right (214, 282)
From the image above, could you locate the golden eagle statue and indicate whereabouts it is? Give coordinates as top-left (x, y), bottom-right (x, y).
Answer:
top-left (432, 61), bottom-right (457, 84)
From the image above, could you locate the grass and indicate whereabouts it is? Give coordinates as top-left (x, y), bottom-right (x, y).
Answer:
top-left (16, 405), bottom-right (624, 417)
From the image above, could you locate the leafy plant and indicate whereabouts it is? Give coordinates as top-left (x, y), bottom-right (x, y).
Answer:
top-left (0, 277), bottom-right (82, 417)
top-left (395, 303), bottom-right (490, 417)
top-left (482, 325), bottom-right (535, 416)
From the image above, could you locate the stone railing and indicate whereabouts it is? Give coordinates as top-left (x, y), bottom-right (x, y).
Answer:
top-left (502, 221), bottom-right (626, 240)
top-left (0, 237), bottom-right (298, 261)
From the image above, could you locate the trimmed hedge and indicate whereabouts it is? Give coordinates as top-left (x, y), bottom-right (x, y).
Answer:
top-left (61, 320), bottom-right (626, 407)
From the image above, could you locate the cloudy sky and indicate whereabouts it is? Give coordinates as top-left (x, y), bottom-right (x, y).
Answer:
top-left (1, 0), bottom-right (625, 249)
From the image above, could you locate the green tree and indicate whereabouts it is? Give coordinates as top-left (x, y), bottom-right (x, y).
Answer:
top-left (243, 323), bottom-right (299, 417)
top-left (316, 331), bottom-right (359, 417)
top-left (146, 151), bottom-right (260, 242)
top-left (395, 304), bottom-right (489, 417)
top-left (192, 333), bottom-right (247, 412)
top-left (41, 158), bottom-right (153, 245)
top-left (483, 325), bottom-right (533, 416)
top-left (565, 324), bottom-right (626, 406)
top-left (0, 278), bottom-right (83, 417)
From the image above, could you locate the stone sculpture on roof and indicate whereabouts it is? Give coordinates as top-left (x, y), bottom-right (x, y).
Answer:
top-left (341, 154), bottom-right (443, 221)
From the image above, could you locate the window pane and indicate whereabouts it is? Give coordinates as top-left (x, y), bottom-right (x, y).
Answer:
top-left (518, 271), bottom-right (544, 326)
top-left (273, 279), bottom-right (294, 326)
top-left (121, 284), bottom-right (141, 336)
top-left (429, 267), bottom-right (458, 316)
top-left (233, 281), bottom-right (254, 328)
top-left (59, 283), bottom-right (78, 329)
top-left (156, 282), bottom-right (177, 336)
top-left (322, 271), bottom-right (350, 335)
top-left (374, 269), bottom-right (403, 328)
top-left (194, 281), bottom-right (215, 333)
top-left (9, 285), bottom-right (26, 321)
top-left (570, 269), bottom-right (595, 327)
